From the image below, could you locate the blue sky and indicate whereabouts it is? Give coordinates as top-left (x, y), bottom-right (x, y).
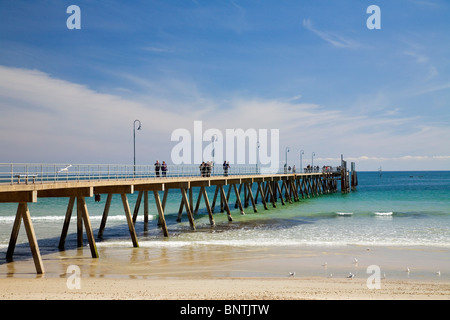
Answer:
top-left (0, 0), bottom-right (449, 170)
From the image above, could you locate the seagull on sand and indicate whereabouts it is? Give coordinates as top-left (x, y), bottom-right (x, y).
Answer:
top-left (347, 272), bottom-right (354, 279)
top-left (289, 272), bottom-right (296, 277)
top-left (436, 271), bottom-right (441, 276)
top-left (406, 267), bottom-right (410, 273)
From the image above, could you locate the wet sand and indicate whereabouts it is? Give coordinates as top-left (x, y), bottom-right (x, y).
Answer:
top-left (1, 244), bottom-right (449, 300)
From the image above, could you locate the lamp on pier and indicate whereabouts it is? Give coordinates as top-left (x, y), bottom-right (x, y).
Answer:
top-left (211, 134), bottom-right (217, 175)
top-left (133, 119), bottom-right (142, 175)
top-left (285, 147), bottom-right (290, 173)
top-left (300, 149), bottom-right (304, 172)
top-left (312, 152), bottom-right (316, 170)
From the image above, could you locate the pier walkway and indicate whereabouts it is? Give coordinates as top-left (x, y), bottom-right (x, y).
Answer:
top-left (0, 162), bottom-right (356, 274)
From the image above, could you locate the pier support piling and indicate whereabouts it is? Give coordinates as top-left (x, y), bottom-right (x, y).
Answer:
top-left (218, 185), bottom-right (233, 221)
top-left (180, 188), bottom-right (196, 230)
top-left (121, 194), bottom-right (139, 248)
top-left (59, 196), bottom-right (75, 249)
top-left (153, 190), bottom-right (169, 237)
top-left (6, 202), bottom-right (45, 274)
top-left (78, 196), bottom-right (99, 258)
top-left (98, 193), bottom-right (112, 239)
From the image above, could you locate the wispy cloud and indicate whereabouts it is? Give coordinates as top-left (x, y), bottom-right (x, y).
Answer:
top-left (403, 50), bottom-right (429, 64)
top-left (403, 49), bottom-right (438, 81)
top-left (287, 94), bottom-right (302, 102)
top-left (302, 19), bottom-right (358, 49)
top-left (412, 83), bottom-right (450, 96)
top-left (142, 46), bottom-right (174, 54)
top-left (412, 0), bottom-right (441, 8)
top-left (1, 65), bottom-right (449, 170)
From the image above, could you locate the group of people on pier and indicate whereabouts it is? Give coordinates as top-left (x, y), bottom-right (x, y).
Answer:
top-left (199, 161), bottom-right (230, 177)
top-left (283, 164), bottom-right (297, 174)
top-left (154, 160), bottom-right (167, 177)
top-left (282, 164), bottom-right (337, 174)
top-left (304, 165), bottom-right (320, 173)
top-left (153, 160), bottom-right (336, 178)
top-left (154, 160), bottom-right (231, 178)
top-left (199, 161), bottom-right (213, 177)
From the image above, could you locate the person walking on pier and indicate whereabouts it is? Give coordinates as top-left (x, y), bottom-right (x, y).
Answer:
top-left (206, 161), bottom-right (212, 177)
top-left (161, 161), bottom-right (168, 177)
top-left (200, 162), bottom-right (208, 177)
top-left (154, 160), bottom-right (161, 177)
top-left (199, 162), bottom-right (205, 177)
top-left (223, 161), bottom-right (230, 176)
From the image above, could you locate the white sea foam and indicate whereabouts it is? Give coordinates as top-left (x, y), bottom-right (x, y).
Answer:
top-left (374, 212), bottom-right (393, 216)
top-left (94, 238), bottom-right (450, 249)
top-left (335, 212), bottom-right (353, 216)
top-left (0, 216), bottom-right (16, 223)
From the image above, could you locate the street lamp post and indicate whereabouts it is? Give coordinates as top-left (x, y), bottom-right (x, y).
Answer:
top-left (211, 134), bottom-right (217, 175)
top-left (312, 152), bottom-right (315, 172)
top-left (256, 140), bottom-right (260, 174)
top-left (285, 147), bottom-right (290, 173)
top-left (133, 119), bottom-right (142, 176)
top-left (300, 149), bottom-right (304, 172)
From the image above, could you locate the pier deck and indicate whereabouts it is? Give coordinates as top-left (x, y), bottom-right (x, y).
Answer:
top-left (0, 163), bottom-right (354, 274)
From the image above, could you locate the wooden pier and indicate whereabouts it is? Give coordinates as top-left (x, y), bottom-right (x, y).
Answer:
top-left (0, 165), bottom-right (355, 274)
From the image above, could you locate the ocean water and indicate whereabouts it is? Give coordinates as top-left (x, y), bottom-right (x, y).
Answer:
top-left (0, 171), bottom-right (449, 253)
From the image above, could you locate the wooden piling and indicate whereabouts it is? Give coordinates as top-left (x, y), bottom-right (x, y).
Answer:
top-left (132, 190), bottom-right (143, 224)
top-left (6, 203), bottom-right (45, 274)
top-left (181, 188), bottom-right (196, 229)
top-left (78, 196), bottom-right (99, 258)
top-left (97, 193), bottom-right (112, 238)
top-left (257, 181), bottom-right (268, 210)
top-left (351, 162), bottom-right (358, 191)
top-left (232, 184), bottom-right (245, 215)
top-left (201, 186), bottom-right (215, 226)
top-left (120, 194), bottom-right (139, 248)
top-left (218, 185), bottom-right (233, 221)
top-left (76, 197), bottom-right (83, 247)
top-left (144, 190), bottom-right (149, 229)
top-left (153, 190), bottom-right (168, 237)
top-left (59, 196), bottom-right (75, 249)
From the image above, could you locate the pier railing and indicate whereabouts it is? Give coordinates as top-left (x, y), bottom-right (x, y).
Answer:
top-left (0, 163), bottom-right (342, 185)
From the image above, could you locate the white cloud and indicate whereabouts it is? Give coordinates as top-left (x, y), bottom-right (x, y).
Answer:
top-left (1, 65), bottom-right (449, 170)
top-left (0, 66), bottom-right (190, 163)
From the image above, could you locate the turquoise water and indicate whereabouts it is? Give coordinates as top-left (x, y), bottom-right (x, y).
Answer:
top-left (1, 171), bottom-right (449, 251)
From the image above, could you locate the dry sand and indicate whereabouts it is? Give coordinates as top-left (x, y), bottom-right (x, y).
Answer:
top-left (0, 276), bottom-right (449, 300)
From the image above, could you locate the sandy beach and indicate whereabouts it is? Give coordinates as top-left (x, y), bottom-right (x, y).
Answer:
top-left (1, 276), bottom-right (449, 300)
top-left (1, 244), bottom-right (449, 300)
